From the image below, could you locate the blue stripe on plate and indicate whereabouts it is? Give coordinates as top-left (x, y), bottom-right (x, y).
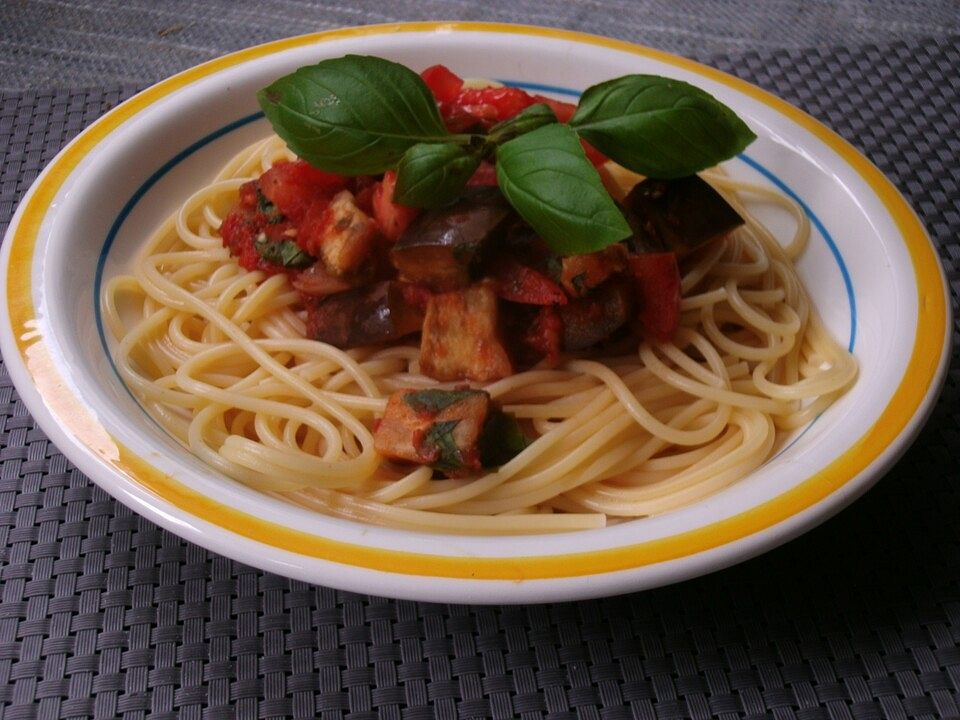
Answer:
top-left (94, 111), bottom-right (264, 409)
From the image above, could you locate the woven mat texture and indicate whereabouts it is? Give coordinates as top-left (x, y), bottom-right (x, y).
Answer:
top-left (2, 14), bottom-right (960, 720)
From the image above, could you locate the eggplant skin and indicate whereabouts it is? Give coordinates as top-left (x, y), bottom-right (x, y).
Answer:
top-left (305, 281), bottom-right (424, 348)
top-left (624, 175), bottom-right (744, 254)
top-left (391, 188), bottom-right (512, 291)
top-left (560, 281), bottom-right (635, 351)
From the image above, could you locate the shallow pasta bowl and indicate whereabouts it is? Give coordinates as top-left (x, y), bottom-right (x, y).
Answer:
top-left (0, 22), bottom-right (950, 602)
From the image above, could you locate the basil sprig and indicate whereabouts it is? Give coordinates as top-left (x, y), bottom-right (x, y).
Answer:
top-left (258, 55), bottom-right (756, 255)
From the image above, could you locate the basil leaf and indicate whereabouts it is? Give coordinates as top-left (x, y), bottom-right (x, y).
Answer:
top-left (496, 124), bottom-right (632, 255)
top-left (256, 188), bottom-right (285, 224)
top-left (254, 237), bottom-right (314, 268)
top-left (478, 410), bottom-right (528, 468)
top-left (256, 188), bottom-right (275, 214)
top-left (394, 143), bottom-right (482, 208)
top-left (422, 419), bottom-right (463, 472)
top-left (488, 103), bottom-right (557, 145)
top-left (570, 74), bottom-right (756, 178)
top-left (257, 55), bottom-right (455, 176)
top-left (403, 388), bottom-right (482, 414)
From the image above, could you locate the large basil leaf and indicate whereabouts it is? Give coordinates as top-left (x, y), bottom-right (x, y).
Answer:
top-left (496, 124), bottom-right (632, 255)
top-left (257, 55), bottom-right (455, 176)
top-left (394, 142), bottom-right (482, 208)
top-left (570, 74), bottom-right (756, 178)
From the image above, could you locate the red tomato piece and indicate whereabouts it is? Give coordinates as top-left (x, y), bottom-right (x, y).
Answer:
top-left (297, 201), bottom-right (331, 258)
top-left (466, 161), bottom-right (498, 188)
top-left (422, 69), bottom-right (579, 132)
top-left (238, 179), bottom-right (259, 209)
top-left (400, 283), bottom-right (433, 311)
top-left (219, 206), bottom-right (292, 274)
top-left (523, 306), bottom-right (564, 367)
top-left (455, 86), bottom-right (534, 126)
top-left (531, 95), bottom-right (577, 123)
top-left (350, 175), bottom-right (377, 215)
top-left (259, 159), bottom-right (347, 223)
top-left (372, 170), bottom-right (420, 242)
top-left (580, 139), bottom-right (608, 168)
top-left (421, 64), bottom-right (464, 103)
top-left (219, 207), bottom-right (259, 270)
top-left (628, 252), bottom-right (682, 343)
top-left (491, 260), bottom-right (568, 305)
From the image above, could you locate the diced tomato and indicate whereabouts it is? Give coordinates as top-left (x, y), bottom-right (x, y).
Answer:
top-left (350, 175), bottom-right (377, 215)
top-left (219, 208), bottom-right (260, 271)
top-left (259, 160), bottom-right (347, 223)
top-left (219, 206), bottom-right (293, 274)
top-left (523, 306), bottom-right (564, 367)
top-left (420, 64), bottom-right (464, 103)
top-left (628, 252), bottom-right (682, 343)
top-left (580, 139), bottom-right (608, 168)
top-left (297, 203), bottom-right (328, 257)
top-left (491, 260), bottom-right (567, 305)
top-left (400, 283), bottom-right (433, 312)
top-left (457, 87), bottom-right (533, 125)
top-left (558, 245), bottom-right (627, 298)
top-left (238, 179), bottom-right (259, 209)
top-left (467, 161), bottom-right (498, 188)
top-left (427, 75), bottom-right (580, 131)
top-left (372, 170), bottom-right (420, 242)
top-left (531, 95), bottom-right (576, 123)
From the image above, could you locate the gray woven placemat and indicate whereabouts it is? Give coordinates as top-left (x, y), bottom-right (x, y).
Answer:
top-left (2, 0), bottom-right (958, 91)
top-left (1, 34), bottom-right (959, 720)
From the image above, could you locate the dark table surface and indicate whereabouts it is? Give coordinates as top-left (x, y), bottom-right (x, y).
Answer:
top-left (1, 2), bottom-right (959, 719)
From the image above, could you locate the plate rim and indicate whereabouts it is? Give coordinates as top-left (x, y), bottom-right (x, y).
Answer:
top-left (0, 21), bottom-right (951, 597)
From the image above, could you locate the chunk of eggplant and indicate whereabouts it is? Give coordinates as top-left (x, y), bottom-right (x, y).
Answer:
top-left (391, 188), bottom-right (512, 291)
top-left (374, 388), bottom-right (491, 476)
top-left (559, 280), bottom-right (635, 351)
top-left (305, 281), bottom-right (425, 348)
top-left (419, 281), bottom-right (513, 382)
top-left (623, 175), bottom-right (744, 254)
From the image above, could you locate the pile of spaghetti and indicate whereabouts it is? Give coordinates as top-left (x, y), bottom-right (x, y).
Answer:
top-left (102, 65), bottom-right (857, 535)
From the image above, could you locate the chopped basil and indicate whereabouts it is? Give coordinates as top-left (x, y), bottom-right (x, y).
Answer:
top-left (478, 410), bottom-right (528, 468)
top-left (570, 272), bottom-right (588, 295)
top-left (403, 388), bottom-right (482, 415)
top-left (256, 188), bottom-right (275, 214)
top-left (255, 188), bottom-right (286, 225)
top-left (253, 236), bottom-right (314, 268)
top-left (422, 419), bottom-right (463, 472)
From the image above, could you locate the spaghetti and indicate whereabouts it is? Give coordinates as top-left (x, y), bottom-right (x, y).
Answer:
top-left (102, 134), bottom-right (857, 534)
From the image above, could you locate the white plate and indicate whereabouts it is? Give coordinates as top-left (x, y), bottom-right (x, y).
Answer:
top-left (0, 23), bottom-right (950, 603)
